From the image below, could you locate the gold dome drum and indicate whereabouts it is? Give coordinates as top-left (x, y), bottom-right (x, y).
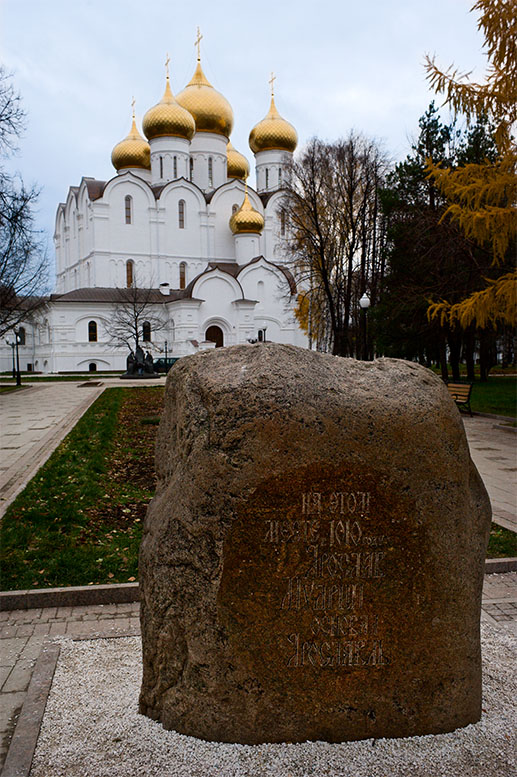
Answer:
top-left (227, 141), bottom-right (250, 180)
top-left (229, 192), bottom-right (264, 234)
top-left (111, 116), bottom-right (151, 171)
top-left (143, 78), bottom-right (196, 141)
top-left (176, 61), bottom-right (234, 138)
top-left (249, 96), bottom-right (298, 154)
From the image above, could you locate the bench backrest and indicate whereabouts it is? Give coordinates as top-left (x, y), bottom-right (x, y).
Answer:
top-left (447, 383), bottom-right (472, 401)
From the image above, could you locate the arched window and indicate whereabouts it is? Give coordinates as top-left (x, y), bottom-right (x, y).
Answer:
top-left (17, 326), bottom-right (26, 345)
top-left (88, 321), bottom-right (97, 342)
top-left (189, 158), bottom-right (194, 181)
top-left (280, 209), bottom-right (286, 236)
top-left (208, 157), bottom-right (213, 187)
top-left (256, 280), bottom-right (264, 301)
top-left (173, 156), bottom-right (177, 178)
top-left (178, 200), bottom-right (185, 229)
top-left (179, 261), bottom-right (187, 290)
top-left (125, 195), bottom-right (132, 224)
top-left (159, 156), bottom-right (164, 179)
top-left (265, 168), bottom-right (269, 190)
top-left (142, 321), bottom-right (151, 342)
top-left (278, 167), bottom-right (282, 185)
top-left (89, 362), bottom-right (97, 372)
top-left (126, 260), bottom-right (134, 288)
top-left (232, 203), bottom-right (239, 214)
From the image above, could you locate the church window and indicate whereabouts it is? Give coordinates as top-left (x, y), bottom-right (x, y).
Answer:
top-left (125, 195), bottom-right (132, 224)
top-left (126, 260), bottom-right (134, 288)
top-left (173, 156), bottom-right (177, 178)
top-left (257, 280), bottom-right (264, 301)
top-left (179, 261), bottom-right (187, 289)
top-left (189, 158), bottom-right (194, 181)
top-left (142, 321), bottom-right (151, 342)
top-left (88, 320), bottom-right (98, 342)
top-left (278, 167), bottom-right (282, 185)
top-left (159, 156), bottom-right (164, 179)
top-left (178, 200), bottom-right (186, 229)
top-left (208, 157), bottom-right (213, 188)
top-left (17, 326), bottom-right (26, 345)
top-left (89, 362), bottom-right (97, 372)
top-left (265, 168), bottom-right (269, 190)
top-left (280, 208), bottom-right (286, 236)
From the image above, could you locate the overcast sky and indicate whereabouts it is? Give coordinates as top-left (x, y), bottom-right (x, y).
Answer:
top-left (2, 0), bottom-right (488, 284)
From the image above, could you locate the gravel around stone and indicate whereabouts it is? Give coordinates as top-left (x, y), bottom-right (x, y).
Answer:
top-left (30, 623), bottom-right (516, 777)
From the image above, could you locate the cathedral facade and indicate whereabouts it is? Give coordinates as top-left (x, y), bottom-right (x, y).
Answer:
top-left (2, 49), bottom-right (306, 374)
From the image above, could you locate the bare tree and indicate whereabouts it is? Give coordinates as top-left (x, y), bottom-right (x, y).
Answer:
top-left (283, 134), bottom-right (389, 356)
top-left (0, 67), bottom-right (49, 336)
top-left (104, 281), bottom-right (167, 353)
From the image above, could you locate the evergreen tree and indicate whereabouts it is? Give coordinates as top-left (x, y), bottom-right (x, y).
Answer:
top-left (425, 0), bottom-right (516, 330)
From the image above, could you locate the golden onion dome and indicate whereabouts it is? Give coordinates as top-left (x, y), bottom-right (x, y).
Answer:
top-left (227, 141), bottom-right (250, 180)
top-left (249, 95), bottom-right (298, 154)
top-left (229, 190), bottom-right (264, 235)
top-left (176, 59), bottom-right (233, 138)
top-left (111, 110), bottom-right (151, 171)
top-left (142, 75), bottom-right (196, 141)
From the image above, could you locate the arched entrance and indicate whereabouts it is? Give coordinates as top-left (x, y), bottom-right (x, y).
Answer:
top-left (205, 325), bottom-right (224, 348)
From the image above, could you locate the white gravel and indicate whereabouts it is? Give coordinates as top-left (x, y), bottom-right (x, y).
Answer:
top-left (30, 622), bottom-right (516, 777)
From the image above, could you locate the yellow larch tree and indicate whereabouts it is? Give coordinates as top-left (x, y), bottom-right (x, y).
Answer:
top-left (425, 0), bottom-right (516, 329)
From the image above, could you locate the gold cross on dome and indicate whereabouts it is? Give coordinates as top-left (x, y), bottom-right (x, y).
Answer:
top-left (165, 52), bottom-right (170, 78)
top-left (195, 27), bottom-right (203, 60)
top-left (131, 96), bottom-right (136, 117)
top-left (269, 71), bottom-right (276, 96)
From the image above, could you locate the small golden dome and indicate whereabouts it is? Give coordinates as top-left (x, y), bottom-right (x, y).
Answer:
top-left (142, 76), bottom-right (196, 141)
top-left (227, 141), bottom-right (250, 180)
top-left (249, 95), bottom-right (298, 154)
top-left (176, 60), bottom-right (234, 138)
top-left (229, 190), bottom-right (264, 234)
top-left (111, 111), bottom-right (151, 171)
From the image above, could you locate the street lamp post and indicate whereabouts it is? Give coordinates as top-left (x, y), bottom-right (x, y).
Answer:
top-left (164, 340), bottom-right (168, 363)
top-left (359, 293), bottom-right (371, 361)
top-left (14, 330), bottom-right (22, 386)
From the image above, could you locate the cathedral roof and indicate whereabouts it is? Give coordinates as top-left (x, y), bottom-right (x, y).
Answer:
top-left (176, 58), bottom-right (233, 138)
top-left (111, 109), bottom-right (151, 171)
top-left (249, 93), bottom-right (297, 154)
top-left (142, 75), bottom-right (196, 141)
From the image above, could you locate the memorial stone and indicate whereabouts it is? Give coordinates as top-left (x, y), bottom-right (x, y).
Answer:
top-left (139, 343), bottom-right (491, 744)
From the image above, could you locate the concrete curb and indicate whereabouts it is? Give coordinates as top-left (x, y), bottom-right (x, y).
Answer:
top-left (0, 642), bottom-right (60, 777)
top-left (2, 562), bottom-right (516, 610)
top-left (0, 582), bottom-right (140, 611)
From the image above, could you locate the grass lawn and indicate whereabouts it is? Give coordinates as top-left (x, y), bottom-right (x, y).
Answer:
top-left (469, 376), bottom-right (516, 418)
top-left (0, 387), bottom-right (163, 591)
top-left (0, 382), bottom-right (514, 591)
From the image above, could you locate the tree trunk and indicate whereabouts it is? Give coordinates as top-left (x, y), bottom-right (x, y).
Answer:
top-left (439, 336), bottom-right (449, 381)
top-left (478, 330), bottom-right (496, 382)
top-left (448, 331), bottom-right (461, 381)
top-left (463, 330), bottom-right (476, 381)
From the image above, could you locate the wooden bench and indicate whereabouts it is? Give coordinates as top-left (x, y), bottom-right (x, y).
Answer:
top-left (446, 382), bottom-right (473, 416)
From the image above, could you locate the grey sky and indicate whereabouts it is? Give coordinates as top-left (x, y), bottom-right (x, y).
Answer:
top-left (2, 0), bottom-right (488, 284)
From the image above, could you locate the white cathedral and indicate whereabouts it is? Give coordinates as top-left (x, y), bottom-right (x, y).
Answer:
top-left (3, 46), bottom-right (307, 374)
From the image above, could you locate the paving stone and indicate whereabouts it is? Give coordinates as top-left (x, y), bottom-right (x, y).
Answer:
top-left (48, 623), bottom-right (68, 637)
top-left (2, 661), bottom-right (34, 693)
top-left (0, 638), bottom-right (28, 663)
top-left (14, 625), bottom-right (34, 638)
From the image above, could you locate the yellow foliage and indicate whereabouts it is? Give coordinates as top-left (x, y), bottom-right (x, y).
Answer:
top-left (425, 0), bottom-right (517, 328)
top-left (428, 271), bottom-right (517, 328)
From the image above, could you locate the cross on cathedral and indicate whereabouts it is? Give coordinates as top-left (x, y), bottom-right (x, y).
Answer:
top-left (131, 96), bottom-right (136, 117)
top-left (195, 27), bottom-right (203, 60)
top-left (165, 52), bottom-right (170, 77)
top-left (269, 71), bottom-right (276, 96)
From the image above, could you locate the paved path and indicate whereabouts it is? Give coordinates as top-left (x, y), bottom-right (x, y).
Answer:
top-left (463, 414), bottom-right (516, 532)
top-left (0, 378), bottom-right (166, 519)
